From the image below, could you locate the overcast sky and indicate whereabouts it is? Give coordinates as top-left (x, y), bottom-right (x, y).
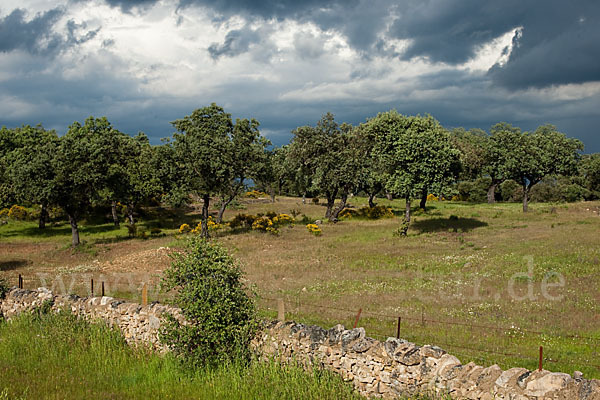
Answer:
top-left (1, 0), bottom-right (599, 151)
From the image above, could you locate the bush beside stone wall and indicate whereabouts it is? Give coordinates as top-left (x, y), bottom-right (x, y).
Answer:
top-left (1, 288), bottom-right (599, 399)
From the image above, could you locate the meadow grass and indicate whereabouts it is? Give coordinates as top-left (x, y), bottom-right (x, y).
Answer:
top-left (1, 196), bottom-right (599, 380)
top-left (0, 312), bottom-right (364, 400)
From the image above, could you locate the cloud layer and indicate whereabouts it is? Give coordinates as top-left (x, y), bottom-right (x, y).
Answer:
top-left (0, 0), bottom-right (599, 151)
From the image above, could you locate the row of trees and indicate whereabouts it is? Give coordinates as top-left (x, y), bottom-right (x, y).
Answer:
top-left (451, 124), bottom-right (588, 211)
top-left (0, 105), bottom-right (271, 245)
top-left (1, 103), bottom-right (599, 245)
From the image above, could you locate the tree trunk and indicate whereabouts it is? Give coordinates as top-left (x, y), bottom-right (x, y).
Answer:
top-left (302, 192), bottom-right (306, 204)
top-left (397, 196), bottom-right (411, 236)
top-left (330, 192), bottom-right (348, 222)
top-left (201, 194), bottom-right (210, 238)
top-left (38, 202), bottom-right (48, 229)
top-left (522, 184), bottom-right (529, 213)
top-left (269, 187), bottom-right (276, 203)
top-left (324, 190), bottom-right (337, 219)
top-left (419, 188), bottom-right (427, 210)
top-left (368, 193), bottom-right (376, 208)
top-left (111, 201), bottom-right (120, 228)
top-left (126, 203), bottom-right (135, 225)
top-left (216, 194), bottom-right (234, 224)
top-left (487, 183), bottom-right (497, 204)
top-left (386, 192), bottom-right (393, 201)
top-left (68, 213), bottom-right (80, 247)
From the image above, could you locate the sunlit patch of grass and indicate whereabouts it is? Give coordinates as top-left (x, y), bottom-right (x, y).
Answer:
top-left (3, 197), bottom-right (600, 381)
top-left (0, 312), bottom-right (363, 400)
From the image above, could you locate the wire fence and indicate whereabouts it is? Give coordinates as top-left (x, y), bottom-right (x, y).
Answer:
top-left (7, 274), bottom-right (600, 374)
top-left (259, 296), bottom-right (600, 373)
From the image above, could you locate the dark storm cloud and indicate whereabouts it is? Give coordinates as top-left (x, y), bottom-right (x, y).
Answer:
top-left (181, 0), bottom-right (600, 89)
top-left (488, 2), bottom-right (600, 89)
top-left (208, 25), bottom-right (262, 59)
top-left (2, 0), bottom-right (599, 152)
top-left (180, 0), bottom-right (388, 55)
top-left (177, 0), bottom-right (350, 19)
top-left (387, 0), bottom-right (600, 89)
top-left (0, 7), bottom-right (99, 55)
top-left (102, 0), bottom-right (158, 13)
top-left (388, 0), bottom-right (524, 64)
top-left (0, 8), bottom-right (65, 54)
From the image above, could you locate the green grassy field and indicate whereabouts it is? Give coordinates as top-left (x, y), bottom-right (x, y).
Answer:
top-left (0, 312), bottom-right (364, 400)
top-left (1, 196), bottom-right (599, 381)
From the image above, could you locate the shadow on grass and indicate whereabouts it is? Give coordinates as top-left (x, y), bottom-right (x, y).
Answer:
top-left (412, 216), bottom-right (488, 233)
top-left (0, 259), bottom-right (31, 271)
top-left (93, 236), bottom-right (134, 245)
top-left (391, 205), bottom-right (443, 218)
top-left (0, 223), bottom-right (121, 238)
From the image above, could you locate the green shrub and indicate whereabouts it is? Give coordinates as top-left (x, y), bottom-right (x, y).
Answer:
top-left (529, 176), bottom-right (590, 203)
top-left (252, 216), bottom-right (278, 235)
top-left (338, 205), bottom-right (393, 220)
top-left (562, 184), bottom-right (590, 202)
top-left (229, 213), bottom-right (257, 229)
top-left (457, 177), bottom-right (490, 202)
top-left (262, 211), bottom-right (277, 220)
top-left (126, 224), bottom-right (137, 237)
top-left (338, 208), bottom-right (360, 219)
top-left (500, 180), bottom-right (522, 202)
top-left (160, 238), bottom-right (257, 367)
top-left (530, 181), bottom-right (560, 202)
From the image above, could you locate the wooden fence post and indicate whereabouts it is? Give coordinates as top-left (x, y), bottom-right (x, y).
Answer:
top-left (396, 317), bottom-right (401, 339)
top-left (142, 283), bottom-right (148, 306)
top-left (101, 281), bottom-right (105, 297)
top-left (277, 298), bottom-right (285, 321)
top-left (539, 346), bottom-right (543, 371)
top-left (353, 308), bottom-right (362, 329)
top-left (91, 279), bottom-right (94, 296)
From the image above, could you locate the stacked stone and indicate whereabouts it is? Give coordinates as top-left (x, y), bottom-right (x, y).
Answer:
top-left (2, 288), bottom-right (600, 399)
top-left (0, 287), bottom-right (184, 351)
top-left (251, 321), bottom-right (600, 399)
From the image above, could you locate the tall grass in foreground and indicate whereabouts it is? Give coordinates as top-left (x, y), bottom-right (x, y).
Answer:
top-left (0, 312), bottom-right (363, 400)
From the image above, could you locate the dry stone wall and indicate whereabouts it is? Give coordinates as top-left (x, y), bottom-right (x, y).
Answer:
top-left (0, 287), bottom-right (184, 351)
top-left (253, 321), bottom-right (600, 399)
top-left (2, 288), bottom-right (599, 400)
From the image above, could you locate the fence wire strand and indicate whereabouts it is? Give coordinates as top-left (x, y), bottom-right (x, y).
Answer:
top-left (259, 296), bottom-right (600, 371)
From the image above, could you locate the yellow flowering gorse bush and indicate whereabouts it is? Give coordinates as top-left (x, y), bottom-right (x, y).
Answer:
top-left (306, 223), bottom-right (322, 236)
top-left (179, 223), bottom-right (192, 234)
top-left (190, 217), bottom-right (225, 234)
top-left (244, 189), bottom-right (268, 199)
top-left (8, 205), bottom-right (28, 220)
top-left (272, 213), bottom-right (294, 225)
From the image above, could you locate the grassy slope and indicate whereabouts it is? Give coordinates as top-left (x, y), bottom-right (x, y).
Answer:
top-left (221, 197), bottom-right (600, 379)
top-left (1, 197), bottom-right (599, 379)
top-left (0, 312), bottom-right (363, 400)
